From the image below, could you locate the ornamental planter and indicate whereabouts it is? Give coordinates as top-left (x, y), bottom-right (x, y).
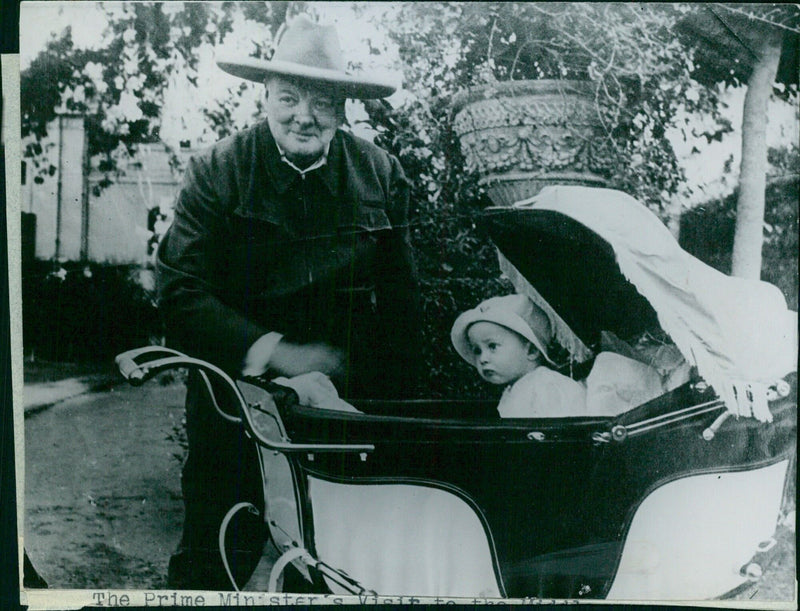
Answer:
top-left (452, 80), bottom-right (616, 206)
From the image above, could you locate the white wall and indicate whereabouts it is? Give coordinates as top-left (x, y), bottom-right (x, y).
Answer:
top-left (22, 116), bottom-right (86, 261)
top-left (22, 118), bottom-right (188, 264)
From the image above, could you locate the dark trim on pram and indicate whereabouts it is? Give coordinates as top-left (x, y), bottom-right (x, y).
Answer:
top-left (271, 375), bottom-right (796, 599)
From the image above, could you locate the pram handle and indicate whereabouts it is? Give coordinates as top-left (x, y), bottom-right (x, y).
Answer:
top-left (115, 346), bottom-right (191, 385)
top-left (115, 347), bottom-right (375, 454)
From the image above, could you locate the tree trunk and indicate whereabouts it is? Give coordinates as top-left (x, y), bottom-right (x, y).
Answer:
top-left (731, 33), bottom-right (783, 279)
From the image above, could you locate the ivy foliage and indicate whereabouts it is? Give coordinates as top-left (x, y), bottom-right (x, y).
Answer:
top-left (375, 3), bottom-right (731, 212)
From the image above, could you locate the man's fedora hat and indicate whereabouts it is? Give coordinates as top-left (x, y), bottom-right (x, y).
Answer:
top-left (216, 15), bottom-right (397, 99)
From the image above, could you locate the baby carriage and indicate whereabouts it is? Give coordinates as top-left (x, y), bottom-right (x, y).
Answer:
top-left (117, 186), bottom-right (796, 600)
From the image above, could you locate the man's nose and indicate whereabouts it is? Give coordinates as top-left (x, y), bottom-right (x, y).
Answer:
top-left (293, 99), bottom-right (314, 124)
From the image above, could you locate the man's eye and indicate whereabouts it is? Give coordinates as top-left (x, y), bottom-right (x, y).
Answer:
top-left (278, 95), bottom-right (297, 105)
top-left (313, 99), bottom-right (334, 112)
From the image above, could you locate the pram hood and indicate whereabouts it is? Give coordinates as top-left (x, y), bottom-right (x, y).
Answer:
top-left (483, 185), bottom-right (797, 422)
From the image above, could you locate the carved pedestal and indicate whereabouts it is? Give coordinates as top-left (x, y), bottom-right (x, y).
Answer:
top-left (452, 80), bottom-right (615, 206)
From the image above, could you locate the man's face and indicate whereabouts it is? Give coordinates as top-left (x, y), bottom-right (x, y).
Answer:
top-left (265, 76), bottom-right (343, 167)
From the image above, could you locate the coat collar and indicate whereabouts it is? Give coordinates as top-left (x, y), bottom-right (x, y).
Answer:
top-left (260, 121), bottom-right (341, 196)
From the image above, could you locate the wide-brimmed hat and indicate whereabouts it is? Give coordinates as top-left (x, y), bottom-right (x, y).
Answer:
top-left (216, 15), bottom-right (397, 99)
top-left (451, 294), bottom-right (556, 367)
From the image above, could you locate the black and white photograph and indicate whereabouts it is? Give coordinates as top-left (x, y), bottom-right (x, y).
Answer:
top-left (13, 1), bottom-right (798, 606)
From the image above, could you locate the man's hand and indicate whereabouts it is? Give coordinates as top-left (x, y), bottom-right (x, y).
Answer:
top-left (272, 372), bottom-right (360, 413)
top-left (266, 340), bottom-right (345, 378)
top-left (242, 335), bottom-right (344, 378)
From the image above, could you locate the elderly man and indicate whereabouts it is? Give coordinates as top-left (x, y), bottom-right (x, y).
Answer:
top-left (157, 16), bottom-right (422, 589)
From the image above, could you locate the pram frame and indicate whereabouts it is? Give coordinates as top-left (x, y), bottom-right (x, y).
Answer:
top-left (116, 345), bottom-right (795, 599)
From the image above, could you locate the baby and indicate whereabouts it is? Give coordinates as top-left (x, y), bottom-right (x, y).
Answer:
top-left (451, 295), bottom-right (586, 418)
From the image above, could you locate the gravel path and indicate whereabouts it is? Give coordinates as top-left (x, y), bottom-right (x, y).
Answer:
top-left (24, 381), bottom-right (186, 589)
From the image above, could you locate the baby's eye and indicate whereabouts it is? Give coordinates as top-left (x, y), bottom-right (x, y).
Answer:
top-left (471, 346), bottom-right (481, 356)
top-left (488, 342), bottom-right (499, 350)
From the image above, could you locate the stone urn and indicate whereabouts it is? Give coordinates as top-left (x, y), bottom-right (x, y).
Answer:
top-left (452, 80), bottom-right (615, 206)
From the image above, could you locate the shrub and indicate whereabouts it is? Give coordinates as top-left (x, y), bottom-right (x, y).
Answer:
top-left (680, 178), bottom-right (798, 310)
top-left (22, 261), bottom-right (162, 363)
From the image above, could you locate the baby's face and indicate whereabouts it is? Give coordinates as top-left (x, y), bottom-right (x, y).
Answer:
top-left (467, 322), bottom-right (539, 385)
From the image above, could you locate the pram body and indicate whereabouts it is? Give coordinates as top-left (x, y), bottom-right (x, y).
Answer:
top-left (118, 186), bottom-right (796, 600)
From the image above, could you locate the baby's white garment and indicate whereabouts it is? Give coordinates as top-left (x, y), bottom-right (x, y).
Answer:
top-left (497, 367), bottom-right (587, 418)
top-left (585, 352), bottom-right (665, 416)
